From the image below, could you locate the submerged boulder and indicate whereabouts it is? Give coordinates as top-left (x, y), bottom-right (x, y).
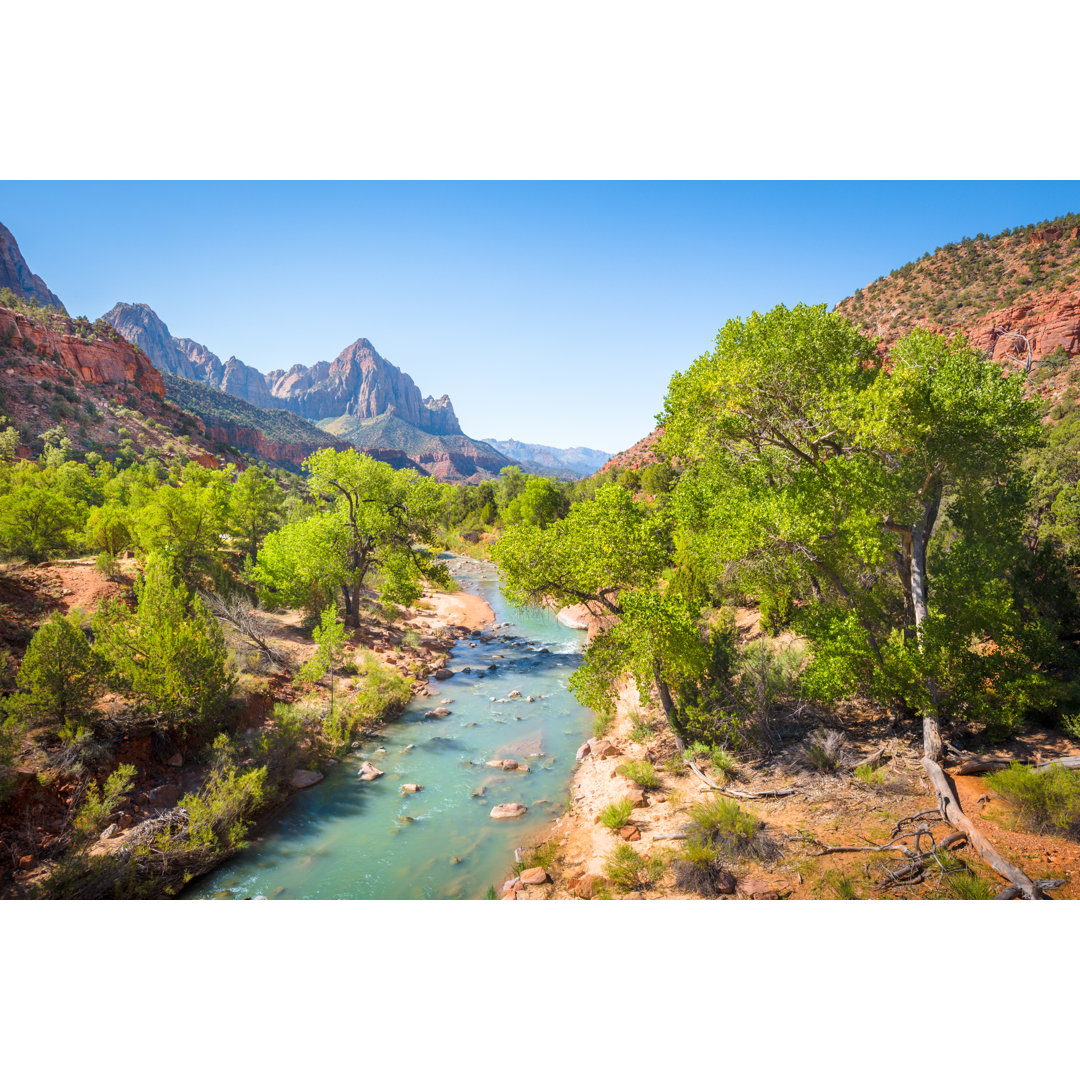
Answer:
top-left (290, 769), bottom-right (324, 789)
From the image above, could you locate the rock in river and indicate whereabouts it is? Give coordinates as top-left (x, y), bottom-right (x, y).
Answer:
top-left (358, 762), bottom-right (384, 781)
top-left (291, 769), bottom-right (324, 789)
top-left (490, 802), bottom-right (528, 819)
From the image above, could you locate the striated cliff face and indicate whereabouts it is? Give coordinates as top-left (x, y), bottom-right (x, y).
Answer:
top-left (0, 222), bottom-right (66, 312)
top-left (105, 304), bottom-right (462, 437)
top-left (266, 337), bottom-right (462, 434)
top-left (0, 305), bottom-right (164, 395)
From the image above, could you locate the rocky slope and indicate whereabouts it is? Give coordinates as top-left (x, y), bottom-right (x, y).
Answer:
top-left (102, 303), bottom-right (278, 409)
top-left (606, 211), bottom-right (1080, 466)
top-left (597, 426), bottom-right (665, 475)
top-left (0, 304), bottom-right (163, 396)
top-left (480, 437), bottom-right (611, 479)
top-left (0, 222), bottom-right (66, 312)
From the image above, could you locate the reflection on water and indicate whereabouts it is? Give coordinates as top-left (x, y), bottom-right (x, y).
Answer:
top-left (183, 557), bottom-right (593, 900)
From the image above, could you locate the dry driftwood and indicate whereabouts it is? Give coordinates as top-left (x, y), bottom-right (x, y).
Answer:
top-left (687, 761), bottom-right (795, 799)
top-left (956, 753), bottom-right (1080, 776)
top-left (921, 756), bottom-right (1044, 899)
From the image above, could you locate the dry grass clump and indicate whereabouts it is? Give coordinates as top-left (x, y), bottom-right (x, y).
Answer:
top-left (793, 728), bottom-right (847, 772)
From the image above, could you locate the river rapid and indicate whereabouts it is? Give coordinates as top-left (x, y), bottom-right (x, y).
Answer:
top-left (184, 556), bottom-right (593, 900)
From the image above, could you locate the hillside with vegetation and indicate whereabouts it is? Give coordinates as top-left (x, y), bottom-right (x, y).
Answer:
top-left (837, 211), bottom-right (1080, 341)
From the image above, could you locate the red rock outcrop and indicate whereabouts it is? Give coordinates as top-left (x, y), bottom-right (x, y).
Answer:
top-left (0, 305), bottom-right (164, 396)
top-left (598, 426), bottom-right (665, 475)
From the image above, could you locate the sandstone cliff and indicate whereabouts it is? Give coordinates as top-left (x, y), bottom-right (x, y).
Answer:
top-left (0, 222), bottom-right (66, 312)
top-left (0, 304), bottom-right (164, 395)
top-left (266, 337), bottom-right (462, 434)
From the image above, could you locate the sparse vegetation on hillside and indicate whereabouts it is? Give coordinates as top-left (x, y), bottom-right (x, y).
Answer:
top-left (836, 211), bottom-right (1080, 336)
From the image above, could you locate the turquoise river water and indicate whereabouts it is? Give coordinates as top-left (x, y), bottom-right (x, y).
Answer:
top-left (184, 556), bottom-right (593, 900)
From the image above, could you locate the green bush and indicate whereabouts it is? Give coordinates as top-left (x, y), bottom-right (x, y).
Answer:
top-left (603, 843), bottom-right (664, 893)
top-left (73, 763), bottom-right (136, 840)
top-left (592, 708), bottom-right (614, 738)
top-left (597, 798), bottom-right (635, 831)
top-left (985, 762), bottom-right (1080, 837)
top-left (687, 796), bottom-right (777, 862)
top-left (616, 760), bottom-right (660, 790)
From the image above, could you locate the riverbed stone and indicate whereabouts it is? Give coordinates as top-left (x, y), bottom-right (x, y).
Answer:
top-left (425, 707), bottom-right (451, 718)
top-left (401, 783), bottom-right (423, 793)
top-left (508, 690), bottom-right (522, 699)
top-left (434, 669), bottom-right (454, 680)
top-left (358, 762), bottom-right (384, 781)
top-left (490, 802), bottom-right (528, 819)
top-left (290, 769), bottom-right (324, 789)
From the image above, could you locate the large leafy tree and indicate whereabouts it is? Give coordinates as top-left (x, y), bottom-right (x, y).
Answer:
top-left (662, 303), bottom-right (1050, 746)
top-left (492, 483), bottom-right (704, 743)
top-left (228, 464), bottom-right (285, 563)
top-left (0, 467), bottom-right (82, 562)
top-left (253, 449), bottom-right (449, 624)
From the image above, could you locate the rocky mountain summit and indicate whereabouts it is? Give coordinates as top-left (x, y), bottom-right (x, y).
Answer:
top-left (480, 438), bottom-right (611, 478)
top-left (0, 222), bottom-right (66, 312)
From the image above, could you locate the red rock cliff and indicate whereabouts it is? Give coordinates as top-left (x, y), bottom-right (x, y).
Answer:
top-left (0, 305), bottom-right (165, 396)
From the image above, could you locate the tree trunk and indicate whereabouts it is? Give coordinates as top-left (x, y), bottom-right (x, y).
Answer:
top-left (652, 661), bottom-right (686, 752)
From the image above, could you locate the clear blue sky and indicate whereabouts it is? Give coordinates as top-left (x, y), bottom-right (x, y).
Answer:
top-left (3, 181), bottom-right (1079, 452)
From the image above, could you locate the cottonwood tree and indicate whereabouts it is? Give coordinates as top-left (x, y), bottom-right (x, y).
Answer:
top-left (253, 448), bottom-right (449, 625)
top-left (492, 484), bottom-right (703, 745)
top-left (662, 303), bottom-right (1060, 896)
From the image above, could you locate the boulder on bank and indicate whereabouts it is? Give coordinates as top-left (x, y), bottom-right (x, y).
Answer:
top-left (519, 866), bottom-right (549, 886)
top-left (587, 738), bottom-right (620, 760)
top-left (290, 769), bottom-right (324, 789)
top-left (490, 802), bottom-right (528, 819)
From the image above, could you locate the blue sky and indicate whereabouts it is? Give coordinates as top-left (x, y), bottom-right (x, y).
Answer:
top-left (3, 180), bottom-right (1080, 452)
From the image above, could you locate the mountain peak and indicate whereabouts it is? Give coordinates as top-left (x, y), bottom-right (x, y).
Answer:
top-left (0, 221), bottom-right (66, 312)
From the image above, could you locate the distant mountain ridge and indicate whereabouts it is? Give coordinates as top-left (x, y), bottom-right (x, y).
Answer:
top-left (0, 222), bottom-right (66, 312)
top-left (480, 438), bottom-right (611, 479)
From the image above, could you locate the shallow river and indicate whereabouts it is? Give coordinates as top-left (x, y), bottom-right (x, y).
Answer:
top-left (184, 557), bottom-right (593, 900)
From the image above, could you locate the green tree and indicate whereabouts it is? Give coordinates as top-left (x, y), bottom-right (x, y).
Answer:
top-left (502, 475), bottom-right (566, 528)
top-left (228, 464), bottom-right (285, 562)
top-left (94, 553), bottom-right (234, 731)
top-left (6, 611), bottom-right (101, 740)
top-left (253, 448), bottom-right (449, 625)
top-left (661, 304), bottom-right (1049, 746)
top-left (492, 484), bottom-right (701, 744)
top-left (0, 470), bottom-right (82, 562)
top-left (130, 463), bottom-right (230, 584)
top-left (299, 605), bottom-right (347, 711)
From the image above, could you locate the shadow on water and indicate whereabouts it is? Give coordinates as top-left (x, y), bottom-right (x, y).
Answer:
top-left (183, 557), bottom-right (595, 900)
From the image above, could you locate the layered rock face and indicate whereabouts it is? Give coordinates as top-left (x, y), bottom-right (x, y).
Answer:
top-left (266, 338), bottom-right (462, 434)
top-left (0, 305), bottom-right (164, 396)
top-left (0, 222), bottom-right (66, 312)
top-left (102, 303), bottom-right (277, 408)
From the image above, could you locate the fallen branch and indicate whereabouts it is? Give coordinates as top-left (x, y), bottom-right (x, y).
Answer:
top-left (687, 761), bottom-right (795, 799)
top-left (922, 756), bottom-right (1044, 899)
top-left (955, 754), bottom-right (1080, 776)
top-left (849, 746), bottom-right (885, 772)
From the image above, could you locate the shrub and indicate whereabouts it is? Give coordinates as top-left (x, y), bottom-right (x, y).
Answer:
top-left (687, 796), bottom-right (778, 862)
top-left (854, 762), bottom-right (888, 786)
top-left (516, 839), bottom-right (560, 874)
top-left (985, 762), bottom-right (1080, 837)
top-left (617, 759), bottom-right (660, 790)
top-left (256, 702), bottom-right (318, 784)
top-left (628, 714), bottom-right (655, 743)
top-left (684, 741), bottom-right (739, 781)
top-left (794, 728), bottom-right (847, 772)
top-left (73, 763), bottom-right (136, 840)
top-left (94, 551), bottom-right (123, 581)
top-left (603, 843), bottom-right (664, 892)
top-left (673, 835), bottom-right (733, 897)
top-left (592, 708), bottom-right (614, 738)
top-left (597, 798), bottom-right (634, 831)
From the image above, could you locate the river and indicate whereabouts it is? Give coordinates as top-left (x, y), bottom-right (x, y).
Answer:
top-left (184, 556), bottom-right (593, 899)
